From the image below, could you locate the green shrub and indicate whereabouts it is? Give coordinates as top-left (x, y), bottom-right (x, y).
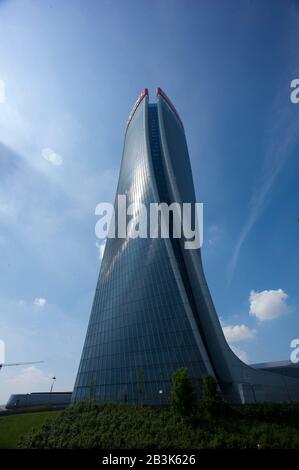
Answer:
top-left (200, 374), bottom-right (231, 418)
top-left (170, 368), bottom-right (198, 417)
top-left (18, 403), bottom-right (201, 449)
top-left (16, 390), bottom-right (299, 449)
top-left (237, 402), bottom-right (299, 426)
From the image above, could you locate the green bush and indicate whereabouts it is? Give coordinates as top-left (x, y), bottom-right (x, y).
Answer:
top-left (18, 403), bottom-right (199, 449)
top-left (236, 402), bottom-right (299, 426)
top-left (16, 371), bottom-right (299, 449)
top-left (170, 368), bottom-right (198, 417)
top-left (200, 374), bottom-right (231, 418)
top-left (17, 400), bottom-right (299, 449)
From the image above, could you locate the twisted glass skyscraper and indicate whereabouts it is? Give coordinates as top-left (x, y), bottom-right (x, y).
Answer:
top-left (72, 88), bottom-right (299, 404)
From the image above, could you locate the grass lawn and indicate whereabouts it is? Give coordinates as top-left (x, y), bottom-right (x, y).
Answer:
top-left (0, 411), bottom-right (61, 449)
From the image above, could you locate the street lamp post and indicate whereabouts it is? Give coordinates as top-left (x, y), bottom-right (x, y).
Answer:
top-left (50, 376), bottom-right (56, 394)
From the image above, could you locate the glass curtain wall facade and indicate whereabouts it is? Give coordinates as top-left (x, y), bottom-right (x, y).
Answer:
top-left (72, 89), bottom-right (299, 404)
top-left (72, 89), bottom-right (213, 405)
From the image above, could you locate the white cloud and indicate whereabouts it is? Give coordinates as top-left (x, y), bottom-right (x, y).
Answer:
top-left (0, 79), bottom-right (5, 104)
top-left (249, 288), bottom-right (290, 321)
top-left (230, 346), bottom-right (249, 364)
top-left (33, 297), bottom-right (47, 308)
top-left (42, 147), bottom-right (63, 166)
top-left (223, 324), bottom-right (256, 343)
top-left (7, 366), bottom-right (51, 394)
top-left (221, 320), bottom-right (253, 363)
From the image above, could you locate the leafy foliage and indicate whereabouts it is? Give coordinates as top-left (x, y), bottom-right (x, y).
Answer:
top-left (170, 368), bottom-right (197, 417)
top-left (200, 374), bottom-right (231, 418)
top-left (16, 372), bottom-right (299, 449)
top-left (17, 399), bottom-right (299, 449)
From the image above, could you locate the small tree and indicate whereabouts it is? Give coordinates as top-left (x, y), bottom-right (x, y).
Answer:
top-left (200, 374), bottom-right (228, 418)
top-left (171, 368), bottom-right (197, 417)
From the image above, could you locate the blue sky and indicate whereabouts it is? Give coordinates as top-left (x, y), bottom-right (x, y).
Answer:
top-left (0, 0), bottom-right (298, 403)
